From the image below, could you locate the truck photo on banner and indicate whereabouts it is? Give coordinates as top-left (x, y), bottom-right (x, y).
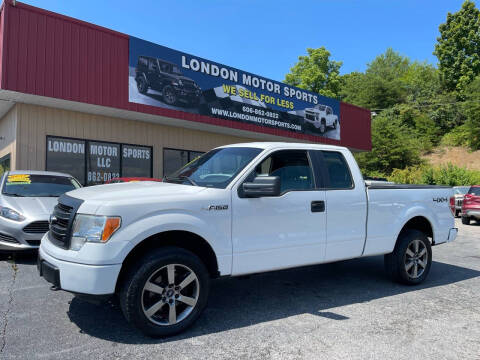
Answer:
top-left (128, 37), bottom-right (341, 140)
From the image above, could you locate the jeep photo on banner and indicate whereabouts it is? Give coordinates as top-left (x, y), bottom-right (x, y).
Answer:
top-left (128, 37), bottom-right (341, 140)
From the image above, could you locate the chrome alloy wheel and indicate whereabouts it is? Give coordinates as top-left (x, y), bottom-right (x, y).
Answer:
top-left (404, 239), bottom-right (428, 279)
top-left (141, 264), bottom-right (200, 326)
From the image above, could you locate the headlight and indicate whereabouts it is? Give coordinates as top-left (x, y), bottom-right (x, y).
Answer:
top-left (0, 206), bottom-right (25, 221)
top-left (70, 214), bottom-right (121, 251)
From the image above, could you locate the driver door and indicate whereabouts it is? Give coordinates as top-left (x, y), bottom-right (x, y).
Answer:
top-left (231, 150), bottom-right (327, 275)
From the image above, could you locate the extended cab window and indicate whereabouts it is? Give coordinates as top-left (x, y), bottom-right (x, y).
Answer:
top-left (322, 151), bottom-right (353, 189)
top-left (253, 150), bottom-right (314, 193)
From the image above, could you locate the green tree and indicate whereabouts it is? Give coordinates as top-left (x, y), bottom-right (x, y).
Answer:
top-left (340, 49), bottom-right (417, 110)
top-left (461, 76), bottom-right (480, 149)
top-left (354, 108), bottom-right (423, 175)
top-left (434, 0), bottom-right (480, 92)
top-left (284, 47), bottom-right (343, 99)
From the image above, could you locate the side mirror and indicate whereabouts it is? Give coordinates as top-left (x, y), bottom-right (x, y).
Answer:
top-left (241, 176), bottom-right (281, 198)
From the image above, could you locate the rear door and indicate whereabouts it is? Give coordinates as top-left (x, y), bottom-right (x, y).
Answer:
top-left (311, 150), bottom-right (367, 261)
top-left (231, 149), bottom-right (327, 275)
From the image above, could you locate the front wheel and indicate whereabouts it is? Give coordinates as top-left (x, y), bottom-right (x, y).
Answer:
top-left (319, 120), bottom-right (326, 134)
top-left (119, 247), bottom-right (210, 337)
top-left (462, 216), bottom-right (470, 225)
top-left (136, 77), bottom-right (148, 94)
top-left (384, 229), bottom-right (432, 285)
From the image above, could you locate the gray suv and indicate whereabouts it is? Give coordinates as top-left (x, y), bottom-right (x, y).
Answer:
top-left (0, 171), bottom-right (81, 251)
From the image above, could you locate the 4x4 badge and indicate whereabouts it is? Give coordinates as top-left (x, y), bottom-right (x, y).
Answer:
top-left (203, 205), bottom-right (229, 211)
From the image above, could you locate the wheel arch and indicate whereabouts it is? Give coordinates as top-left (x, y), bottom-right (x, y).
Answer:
top-left (397, 216), bottom-right (434, 245)
top-left (115, 230), bottom-right (219, 293)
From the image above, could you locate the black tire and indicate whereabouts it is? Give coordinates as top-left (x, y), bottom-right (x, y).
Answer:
top-left (384, 229), bottom-right (432, 285)
top-left (455, 209), bottom-right (460, 218)
top-left (162, 85), bottom-right (177, 105)
top-left (319, 119), bottom-right (326, 134)
top-left (136, 77), bottom-right (148, 94)
top-left (462, 216), bottom-right (470, 225)
top-left (119, 247), bottom-right (210, 337)
top-left (333, 120), bottom-right (337, 129)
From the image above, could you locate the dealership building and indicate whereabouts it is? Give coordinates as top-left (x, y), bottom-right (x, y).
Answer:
top-left (0, 0), bottom-right (371, 185)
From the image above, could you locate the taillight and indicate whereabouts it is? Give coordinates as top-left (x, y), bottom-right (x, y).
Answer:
top-left (449, 196), bottom-right (455, 216)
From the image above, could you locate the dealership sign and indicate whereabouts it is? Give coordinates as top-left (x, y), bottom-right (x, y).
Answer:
top-left (128, 37), bottom-right (341, 140)
top-left (46, 136), bottom-right (153, 185)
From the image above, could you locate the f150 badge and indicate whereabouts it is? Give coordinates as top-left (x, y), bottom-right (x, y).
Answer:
top-left (203, 205), bottom-right (229, 211)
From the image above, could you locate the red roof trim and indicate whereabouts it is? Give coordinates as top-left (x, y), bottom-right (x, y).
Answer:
top-left (5, 0), bottom-right (128, 39)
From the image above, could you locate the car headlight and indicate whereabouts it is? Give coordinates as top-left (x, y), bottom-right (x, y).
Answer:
top-left (70, 214), bottom-right (121, 251)
top-left (0, 206), bottom-right (25, 221)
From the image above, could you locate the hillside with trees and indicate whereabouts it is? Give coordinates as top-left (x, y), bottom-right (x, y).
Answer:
top-left (285, 0), bottom-right (480, 185)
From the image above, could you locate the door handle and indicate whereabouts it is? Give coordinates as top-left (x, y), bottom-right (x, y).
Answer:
top-left (311, 200), bottom-right (325, 213)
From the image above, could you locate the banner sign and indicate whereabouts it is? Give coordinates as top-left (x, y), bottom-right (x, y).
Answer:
top-left (128, 37), bottom-right (341, 140)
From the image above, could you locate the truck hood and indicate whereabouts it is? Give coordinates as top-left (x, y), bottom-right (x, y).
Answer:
top-left (2, 196), bottom-right (58, 217)
top-left (65, 181), bottom-right (206, 203)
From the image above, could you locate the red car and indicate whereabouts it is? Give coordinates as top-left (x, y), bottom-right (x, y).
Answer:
top-left (461, 185), bottom-right (480, 225)
top-left (105, 177), bottom-right (162, 184)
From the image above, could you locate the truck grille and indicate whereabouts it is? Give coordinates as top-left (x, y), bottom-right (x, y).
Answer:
top-left (305, 112), bottom-right (316, 121)
top-left (23, 221), bottom-right (50, 234)
top-left (48, 195), bottom-right (83, 249)
top-left (0, 233), bottom-right (18, 243)
top-left (182, 80), bottom-right (196, 91)
top-left (456, 199), bottom-right (463, 207)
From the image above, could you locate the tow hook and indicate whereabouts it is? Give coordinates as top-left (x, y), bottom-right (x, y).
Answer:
top-left (50, 285), bottom-right (60, 291)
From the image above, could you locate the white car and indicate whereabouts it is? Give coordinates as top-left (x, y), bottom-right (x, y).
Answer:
top-left (304, 104), bottom-right (338, 133)
top-left (38, 142), bottom-right (457, 337)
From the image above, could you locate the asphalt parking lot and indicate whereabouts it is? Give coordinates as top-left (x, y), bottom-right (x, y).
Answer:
top-left (1, 219), bottom-right (479, 360)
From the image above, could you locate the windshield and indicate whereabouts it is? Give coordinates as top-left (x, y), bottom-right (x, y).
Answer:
top-left (315, 105), bottom-right (326, 110)
top-left (454, 186), bottom-right (470, 195)
top-left (172, 65), bottom-right (183, 75)
top-left (165, 147), bottom-right (263, 188)
top-left (2, 174), bottom-right (81, 197)
top-left (468, 187), bottom-right (480, 196)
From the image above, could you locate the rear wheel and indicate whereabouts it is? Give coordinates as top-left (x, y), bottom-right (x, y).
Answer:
top-left (384, 229), bottom-right (432, 285)
top-left (462, 216), bottom-right (471, 225)
top-left (119, 247), bottom-right (210, 337)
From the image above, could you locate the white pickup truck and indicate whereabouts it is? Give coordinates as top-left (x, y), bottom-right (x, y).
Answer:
top-left (38, 142), bottom-right (458, 337)
top-left (304, 104), bottom-right (338, 133)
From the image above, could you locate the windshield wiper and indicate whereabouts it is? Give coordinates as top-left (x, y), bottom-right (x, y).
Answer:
top-left (164, 175), bottom-right (198, 186)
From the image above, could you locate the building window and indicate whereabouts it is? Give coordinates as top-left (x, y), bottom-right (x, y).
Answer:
top-left (0, 154), bottom-right (10, 175)
top-left (122, 144), bottom-right (152, 177)
top-left (163, 148), bottom-right (205, 177)
top-left (46, 137), bottom-right (86, 184)
top-left (46, 136), bottom-right (153, 185)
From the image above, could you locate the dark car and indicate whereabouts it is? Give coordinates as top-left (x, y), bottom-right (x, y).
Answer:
top-left (135, 56), bottom-right (202, 106)
top-left (461, 185), bottom-right (480, 225)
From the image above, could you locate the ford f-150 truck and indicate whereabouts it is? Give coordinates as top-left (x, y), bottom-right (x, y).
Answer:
top-left (38, 143), bottom-right (458, 337)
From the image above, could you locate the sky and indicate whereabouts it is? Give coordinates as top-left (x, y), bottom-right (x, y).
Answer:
top-left (20, 0), bottom-right (469, 81)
